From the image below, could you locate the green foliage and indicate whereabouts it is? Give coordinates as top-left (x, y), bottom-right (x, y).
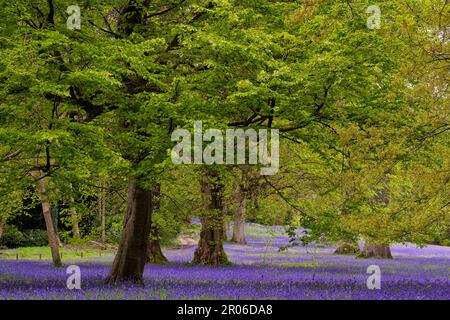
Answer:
top-left (0, 225), bottom-right (26, 248)
top-left (0, 225), bottom-right (48, 248)
top-left (23, 229), bottom-right (49, 247)
top-left (0, 0), bottom-right (448, 252)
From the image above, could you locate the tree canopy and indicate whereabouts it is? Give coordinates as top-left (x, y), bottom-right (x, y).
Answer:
top-left (0, 0), bottom-right (448, 281)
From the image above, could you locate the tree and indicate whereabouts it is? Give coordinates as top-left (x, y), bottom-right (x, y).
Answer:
top-left (32, 173), bottom-right (62, 267)
top-left (146, 183), bottom-right (168, 264)
top-left (0, 0), bottom-right (120, 266)
top-left (106, 177), bottom-right (153, 284)
top-left (231, 166), bottom-right (262, 244)
top-left (0, 219), bottom-right (3, 240)
top-left (192, 168), bottom-right (229, 265)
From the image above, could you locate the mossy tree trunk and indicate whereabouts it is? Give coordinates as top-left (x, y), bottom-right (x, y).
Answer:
top-left (147, 227), bottom-right (168, 264)
top-left (358, 179), bottom-right (392, 259)
top-left (358, 243), bottom-right (393, 259)
top-left (193, 170), bottom-right (228, 265)
top-left (334, 241), bottom-right (360, 255)
top-left (70, 207), bottom-right (80, 240)
top-left (69, 183), bottom-right (80, 240)
top-left (222, 220), bottom-right (229, 241)
top-left (231, 166), bottom-right (258, 245)
top-left (231, 193), bottom-right (246, 244)
top-left (146, 183), bottom-right (168, 264)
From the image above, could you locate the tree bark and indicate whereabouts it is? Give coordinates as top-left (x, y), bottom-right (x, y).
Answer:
top-left (222, 220), bottom-right (228, 241)
top-left (222, 205), bottom-right (230, 241)
top-left (358, 243), bottom-right (393, 259)
top-left (147, 227), bottom-right (168, 264)
top-left (70, 207), bottom-right (80, 239)
top-left (69, 183), bottom-right (80, 239)
top-left (146, 183), bottom-right (168, 264)
top-left (359, 178), bottom-right (392, 259)
top-left (0, 217), bottom-right (4, 241)
top-left (193, 170), bottom-right (228, 265)
top-left (106, 178), bottom-right (152, 284)
top-left (34, 175), bottom-right (62, 268)
top-left (231, 194), bottom-right (246, 244)
top-left (101, 206), bottom-right (106, 243)
top-left (334, 241), bottom-right (360, 255)
top-left (98, 184), bottom-right (106, 243)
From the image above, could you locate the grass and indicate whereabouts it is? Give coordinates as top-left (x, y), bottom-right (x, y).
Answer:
top-left (422, 265), bottom-right (442, 269)
top-left (0, 246), bottom-right (115, 261)
top-left (277, 262), bottom-right (320, 268)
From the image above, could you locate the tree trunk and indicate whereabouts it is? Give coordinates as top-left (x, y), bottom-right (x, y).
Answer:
top-left (359, 179), bottom-right (392, 259)
top-left (334, 241), bottom-right (360, 255)
top-left (51, 203), bottom-right (63, 247)
top-left (69, 184), bottom-right (80, 239)
top-left (222, 220), bottom-right (228, 241)
top-left (101, 206), bottom-right (106, 243)
top-left (147, 240), bottom-right (167, 264)
top-left (106, 178), bottom-right (152, 284)
top-left (34, 175), bottom-right (62, 268)
top-left (222, 205), bottom-right (230, 241)
top-left (358, 243), bottom-right (393, 259)
top-left (147, 227), bottom-right (168, 264)
top-left (146, 183), bottom-right (168, 264)
top-left (70, 207), bottom-right (80, 239)
top-left (193, 216), bottom-right (228, 265)
top-left (98, 184), bottom-right (106, 243)
top-left (0, 217), bottom-right (4, 241)
top-left (193, 171), bottom-right (228, 265)
top-left (231, 195), bottom-right (246, 244)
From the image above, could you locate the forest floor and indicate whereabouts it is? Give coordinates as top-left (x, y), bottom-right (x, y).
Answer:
top-left (0, 223), bottom-right (449, 300)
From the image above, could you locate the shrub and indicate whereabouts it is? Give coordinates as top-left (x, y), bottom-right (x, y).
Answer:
top-left (22, 229), bottom-right (48, 247)
top-left (0, 225), bottom-right (48, 248)
top-left (0, 225), bottom-right (26, 248)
